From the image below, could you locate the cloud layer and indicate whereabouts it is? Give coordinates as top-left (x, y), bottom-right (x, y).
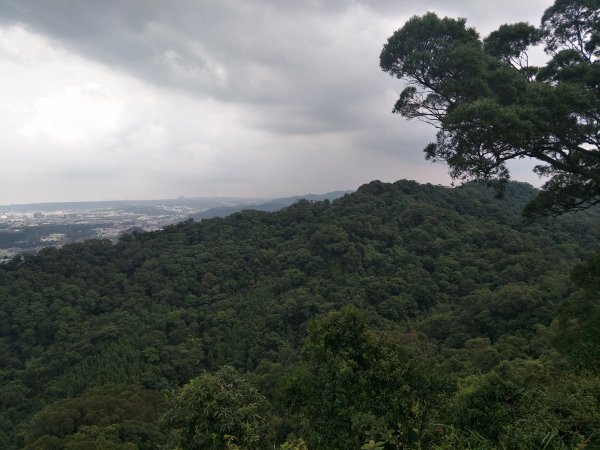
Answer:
top-left (0, 0), bottom-right (552, 203)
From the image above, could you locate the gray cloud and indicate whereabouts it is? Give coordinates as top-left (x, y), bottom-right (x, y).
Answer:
top-left (0, 0), bottom-right (552, 203)
top-left (0, 0), bottom-right (551, 104)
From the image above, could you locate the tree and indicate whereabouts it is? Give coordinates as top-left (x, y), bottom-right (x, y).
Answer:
top-left (283, 306), bottom-right (446, 450)
top-left (280, 306), bottom-right (374, 449)
top-left (447, 359), bottom-right (600, 448)
top-left (161, 366), bottom-right (272, 450)
top-left (553, 252), bottom-right (600, 371)
top-left (380, 0), bottom-right (600, 215)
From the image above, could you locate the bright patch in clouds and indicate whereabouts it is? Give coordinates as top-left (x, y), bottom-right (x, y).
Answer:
top-left (0, 25), bottom-right (252, 203)
top-left (20, 82), bottom-right (122, 143)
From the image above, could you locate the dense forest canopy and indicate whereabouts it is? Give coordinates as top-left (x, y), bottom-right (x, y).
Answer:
top-left (1, 3), bottom-right (599, 448)
top-left (1, 179), bottom-right (599, 449)
top-left (380, 0), bottom-right (600, 216)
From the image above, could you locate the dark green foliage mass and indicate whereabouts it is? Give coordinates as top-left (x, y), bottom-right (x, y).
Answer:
top-left (21, 384), bottom-right (166, 449)
top-left (553, 253), bottom-right (600, 371)
top-left (0, 179), bottom-right (599, 448)
top-left (380, 0), bottom-right (600, 215)
top-left (283, 306), bottom-right (448, 450)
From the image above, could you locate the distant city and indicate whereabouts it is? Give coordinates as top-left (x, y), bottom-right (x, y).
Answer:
top-left (0, 191), bottom-right (350, 260)
top-left (0, 197), bottom-right (259, 260)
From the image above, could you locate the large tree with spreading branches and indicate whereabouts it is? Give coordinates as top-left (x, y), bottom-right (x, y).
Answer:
top-left (380, 0), bottom-right (600, 216)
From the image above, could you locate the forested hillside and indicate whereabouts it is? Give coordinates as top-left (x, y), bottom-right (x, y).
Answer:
top-left (1, 180), bottom-right (599, 449)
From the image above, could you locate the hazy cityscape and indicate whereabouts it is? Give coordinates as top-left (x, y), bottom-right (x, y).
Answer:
top-left (0, 191), bottom-right (350, 259)
top-left (0, 197), bottom-right (258, 259)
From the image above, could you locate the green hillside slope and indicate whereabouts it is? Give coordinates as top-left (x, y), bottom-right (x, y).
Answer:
top-left (1, 180), bottom-right (599, 449)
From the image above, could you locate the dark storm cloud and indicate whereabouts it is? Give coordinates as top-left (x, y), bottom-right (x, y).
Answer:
top-left (0, 0), bottom-right (325, 100)
top-left (0, 1), bottom-right (551, 135)
top-left (1, 1), bottom-right (366, 140)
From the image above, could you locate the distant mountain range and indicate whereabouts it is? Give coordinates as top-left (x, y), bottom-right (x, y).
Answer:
top-left (188, 191), bottom-right (352, 220)
top-left (0, 191), bottom-right (352, 217)
top-left (0, 197), bottom-right (262, 214)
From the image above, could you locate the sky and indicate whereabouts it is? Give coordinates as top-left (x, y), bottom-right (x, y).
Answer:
top-left (0, 0), bottom-right (554, 204)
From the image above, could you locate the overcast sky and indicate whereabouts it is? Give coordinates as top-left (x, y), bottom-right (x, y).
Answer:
top-left (0, 0), bottom-right (553, 204)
